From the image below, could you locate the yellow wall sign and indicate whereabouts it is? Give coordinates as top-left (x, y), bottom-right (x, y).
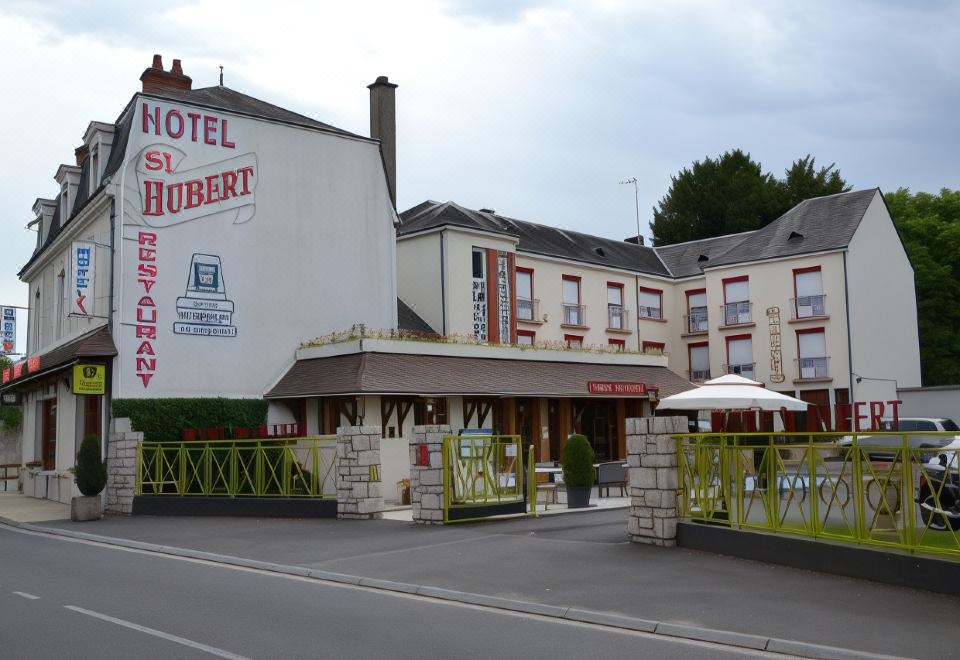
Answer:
top-left (73, 364), bottom-right (105, 395)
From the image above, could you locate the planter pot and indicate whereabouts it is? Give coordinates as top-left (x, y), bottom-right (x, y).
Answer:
top-left (566, 485), bottom-right (592, 509)
top-left (71, 494), bottom-right (103, 522)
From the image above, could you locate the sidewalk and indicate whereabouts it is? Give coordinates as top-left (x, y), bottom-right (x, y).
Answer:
top-left (0, 492), bottom-right (70, 522)
top-left (2, 496), bottom-right (953, 658)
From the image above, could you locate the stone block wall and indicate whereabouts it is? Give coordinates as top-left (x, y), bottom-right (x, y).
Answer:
top-left (336, 426), bottom-right (384, 519)
top-left (410, 425), bottom-right (449, 524)
top-left (626, 416), bottom-right (686, 546)
top-left (105, 418), bottom-right (141, 515)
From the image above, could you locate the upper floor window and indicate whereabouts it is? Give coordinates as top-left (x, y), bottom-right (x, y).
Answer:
top-left (685, 288), bottom-right (707, 333)
top-left (796, 328), bottom-right (829, 379)
top-left (517, 329), bottom-right (535, 346)
top-left (562, 275), bottom-right (584, 326)
top-left (607, 282), bottom-right (627, 329)
top-left (608, 338), bottom-right (625, 352)
top-left (638, 286), bottom-right (662, 320)
top-left (565, 334), bottom-right (583, 349)
top-left (516, 268), bottom-right (536, 321)
top-left (472, 249), bottom-right (486, 279)
top-left (793, 267), bottom-right (826, 319)
top-left (725, 334), bottom-right (754, 379)
top-left (722, 276), bottom-right (751, 325)
top-left (642, 340), bottom-right (665, 354)
top-left (89, 146), bottom-right (100, 194)
top-left (688, 342), bottom-right (710, 381)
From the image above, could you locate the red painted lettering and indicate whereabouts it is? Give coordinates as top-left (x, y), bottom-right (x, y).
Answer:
top-left (137, 278), bottom-right (156, 293)
top-left (138, 232), bottom-right (158, 246)
top-left (137, 263), bottom-right (157, 278)
top-left (165, 109), bottom-right (184, 138)
top-left (854, 402), bottom-right (868, 432)
top-left (138, 247), bottom-right (156, 261)
top-left (204, 174), bottom-right (221, 202)
top-left (135, 325), bottom-right (157, 339)
top-left (137, 373), bottom-right (154, 387)
top-left (142, 103), bottom-right (161, 135)
top-left (238, 166), bottom-right (255, 194)
top-left (887, 400), bottom-right (901, 428)
top-left (221, 171), bottom-right (238, 199)
top-left (144, 151), bottom-right (164, 171)
top-left (188, 112), bottom-right (202, 141)
top-left (166, 182), bottom-right (184, 214)
top-left (138, 296), bottom-right (155, 307)
top-left (869, 401), bottom-right (885, 431)
top-left (185, 179), bottom-right (204, 208)
top-left (136, 307), bottom-right (157, 323)
top-left (221, 118), bottom-right (235, 148)
top-left (143, 180), bottom-right (163, 216)
top-left (136, 341), bottom-right (155, 356)
top-left (136, 357), bottom-right (157, 371)
top-left (203, 115), bottom-right (217, 145)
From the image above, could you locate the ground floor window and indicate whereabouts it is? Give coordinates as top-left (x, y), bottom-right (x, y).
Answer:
top-left (415, 397), bottom-right (447, 426)
top-left (81, 394), bottom-right (102, 446)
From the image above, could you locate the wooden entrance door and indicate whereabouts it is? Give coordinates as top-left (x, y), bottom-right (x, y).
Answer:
top-left (42, 398), bottom-right (57, 470)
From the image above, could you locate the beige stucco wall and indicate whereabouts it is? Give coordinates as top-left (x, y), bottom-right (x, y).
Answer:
top-left (443, 229), bottom-right (518, 338)
top-left (700, 252), bottom-right (850, 395)
top-left (846, 192), bottom-right (922, 401)
top-left (397, 232), bottom-right (443, 334)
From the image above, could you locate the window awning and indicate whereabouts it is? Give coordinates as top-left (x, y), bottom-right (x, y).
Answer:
top-left (0, 325), bottom-right (116, 392)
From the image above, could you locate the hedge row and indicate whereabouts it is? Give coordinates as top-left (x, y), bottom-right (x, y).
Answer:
top-left (112, 398), bottom-right (269, 442)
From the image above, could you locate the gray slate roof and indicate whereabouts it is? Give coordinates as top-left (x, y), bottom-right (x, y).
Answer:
top-left (399, 189), bottom-right (883, 279)
top-left (399, 201), bottom-right (671, 277)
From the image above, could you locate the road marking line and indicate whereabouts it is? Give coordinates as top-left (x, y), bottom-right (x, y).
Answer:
top-left (12, 591), bottom-right (39, 600)
top-left (63, 606), bottom-right (252, 660)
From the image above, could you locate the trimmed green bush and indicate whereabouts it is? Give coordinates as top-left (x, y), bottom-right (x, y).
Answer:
top-left (112, 398), bottom-right (269, 442)
top-left (76, 434), bottom-right (107, 496)
top-left (562, 434), bottom-right (595, 488)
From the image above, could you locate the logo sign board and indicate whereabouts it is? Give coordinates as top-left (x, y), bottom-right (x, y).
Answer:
top-left (587, 381), bottom-right (648, 395)
top-left (1, 306), bottom-right (15, 354)
top-left (70, 242), bottom-right (96, 316)
top-left (73, 364), bottom-right (106, 395)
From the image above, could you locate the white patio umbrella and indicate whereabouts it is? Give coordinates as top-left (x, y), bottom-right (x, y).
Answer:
top-left (657, 374), bottom-right (809, 411)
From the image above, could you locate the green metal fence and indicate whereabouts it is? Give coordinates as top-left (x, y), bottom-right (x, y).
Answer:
top-left (136, 436), bottom-right (338, 498)
top-left (442, 434), bottom-right (535, 523)
top-left (676, 432), bottom-right (960, 559)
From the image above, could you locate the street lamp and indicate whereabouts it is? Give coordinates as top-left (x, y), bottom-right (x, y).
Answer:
top-left (619, 177), bottom-right (641, 244)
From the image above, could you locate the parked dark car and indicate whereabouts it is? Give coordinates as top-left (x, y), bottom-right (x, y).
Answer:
top-left (917, 453), bottom-right (960, 531)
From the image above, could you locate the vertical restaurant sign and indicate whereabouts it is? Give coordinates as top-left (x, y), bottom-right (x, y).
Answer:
top-left (70, 242), bottom-right (96, 316)
top-left (472, 277), bottom-right (488, 342)
top-left (123, 101), bottom-right (259, 390)
top-left (1, 307), bottom-right (15, 354)
top-left (496, 253), bottom-right (511, 344)
top-left (767, 306), bottom-right (785, 383)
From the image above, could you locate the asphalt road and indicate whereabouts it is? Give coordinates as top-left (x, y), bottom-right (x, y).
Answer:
top-left (0, 525), bottom-right (782, 660)
top-left (38, 510), bottom-right (958, 658)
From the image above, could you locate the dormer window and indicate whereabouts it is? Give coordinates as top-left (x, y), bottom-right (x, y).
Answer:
top-left (60, 186), bottom-right (69, 219)
top-left (89, 146), bottom-right (100, 193)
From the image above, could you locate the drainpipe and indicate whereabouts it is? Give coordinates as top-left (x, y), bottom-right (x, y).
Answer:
top-left (105, 197), bottom-right (117, 456)
top-left (843, 251), bottom-right (855, 401)
top-left (440, 231), bottom-right (447, 335)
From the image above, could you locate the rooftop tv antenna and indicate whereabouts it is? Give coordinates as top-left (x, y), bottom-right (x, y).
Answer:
top-left (619, 177), bottom-right (641, 243)
top-left (219, 65), bottom-right (224, 86)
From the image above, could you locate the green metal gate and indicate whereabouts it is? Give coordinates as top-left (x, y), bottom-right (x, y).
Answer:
top-left (442, 434), bottom-right (535, 522)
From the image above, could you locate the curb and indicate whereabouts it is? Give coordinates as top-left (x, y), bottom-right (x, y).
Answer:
top-left (1, 517), bottom-right (905, 660)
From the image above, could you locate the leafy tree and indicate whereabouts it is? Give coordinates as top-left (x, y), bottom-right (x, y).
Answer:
top-left (0, 355), bottom-right (21, 432)
top-left (885, 188), bottom-right (960, 386)
top-left (650, 151), bottom-right (850, 246)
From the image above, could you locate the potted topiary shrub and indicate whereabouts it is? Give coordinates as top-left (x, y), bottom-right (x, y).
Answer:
top-left (71, 434), bottom-right (106, 522)
top-left (562, 434), bottom-right (595, 509)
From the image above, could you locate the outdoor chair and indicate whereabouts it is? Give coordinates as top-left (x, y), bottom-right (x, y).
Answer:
top-left (597, 461), bottom-right (627, 497)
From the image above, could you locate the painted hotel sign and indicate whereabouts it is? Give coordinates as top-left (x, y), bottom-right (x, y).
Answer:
top-left (588, 381), bottom-right (648, 395)
top-left (70, 241), bottom-right (96, 316)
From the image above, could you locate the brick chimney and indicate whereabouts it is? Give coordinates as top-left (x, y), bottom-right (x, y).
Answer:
top-left (74, 144), bottom-right (89, 166)
top-left (140, 54), bottom-right (192, 94)
top-left (368, 76), bottom-right (397, 208)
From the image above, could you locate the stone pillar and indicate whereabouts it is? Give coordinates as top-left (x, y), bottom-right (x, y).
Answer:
top-left (105, 417), bottom-right (141, 515)
top-left (410, 425), bottom-right (449, 524)
top-left (336, 426), bottom-right (384, 520)
top-left (626, 416), bottom-right (686, 546)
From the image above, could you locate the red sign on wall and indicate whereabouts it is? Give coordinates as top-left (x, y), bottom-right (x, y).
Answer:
top-left (587, 381), bottom-right (648, 395)
top-left (27, 356), bottom-right (40, 373)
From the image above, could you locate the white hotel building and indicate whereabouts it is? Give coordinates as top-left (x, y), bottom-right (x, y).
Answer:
top-left (1, 56), bottom-right (921, 503)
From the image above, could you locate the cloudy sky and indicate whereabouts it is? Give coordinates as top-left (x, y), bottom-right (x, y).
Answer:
top-left (1, 0), bottom-right (958, 345)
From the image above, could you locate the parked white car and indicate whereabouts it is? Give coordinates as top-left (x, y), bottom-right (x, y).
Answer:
top-left (839, 417), bottom-right (960, 461)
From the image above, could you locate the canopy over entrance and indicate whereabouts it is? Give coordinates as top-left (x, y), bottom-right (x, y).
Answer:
top-left (657, 374), bottom-right (809, 412)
